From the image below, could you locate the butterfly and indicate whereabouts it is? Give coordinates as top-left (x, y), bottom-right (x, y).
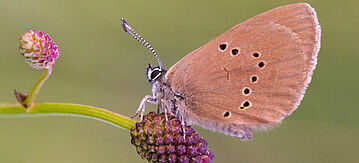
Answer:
top-left (122, 3), bottom-right (321, 141)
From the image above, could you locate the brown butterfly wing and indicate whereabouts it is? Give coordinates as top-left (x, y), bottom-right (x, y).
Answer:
top-left (165, 3), bottom-right (321, 140)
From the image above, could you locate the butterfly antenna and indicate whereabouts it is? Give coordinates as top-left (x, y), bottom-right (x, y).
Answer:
top-left (121, 18), bottom-right (163, 68)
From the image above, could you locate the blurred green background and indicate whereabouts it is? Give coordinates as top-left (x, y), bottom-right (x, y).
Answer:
top-left (0, 0), bottom-right (358, 162)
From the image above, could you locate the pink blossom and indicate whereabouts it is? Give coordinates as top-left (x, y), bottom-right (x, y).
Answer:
top-left (19, 29), bottom-right (60, 70)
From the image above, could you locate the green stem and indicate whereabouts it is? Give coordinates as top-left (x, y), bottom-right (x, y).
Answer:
top-left (0, 103), bottom-right (136, 130)
top-left (23, 68), bottom-right (52, 108)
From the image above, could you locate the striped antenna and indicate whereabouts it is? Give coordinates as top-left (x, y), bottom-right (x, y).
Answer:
top-left (121, 18), bottom-right (163, 68)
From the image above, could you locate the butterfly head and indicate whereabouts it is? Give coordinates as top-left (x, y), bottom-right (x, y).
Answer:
top-left (146, 64), bottom-right (166, 84)
top-left (121, 18), bottom-right (166, 84)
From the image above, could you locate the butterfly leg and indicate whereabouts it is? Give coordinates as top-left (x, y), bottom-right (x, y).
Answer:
top-left (157, 104), bottom-right (161, 114)
top-left (164, 106), bottom-right (169, 121)
top-left (159, 99), bottom-right (170, 121)
top-left (175, 107), bottom-right (180, 117)
top-left (180, 112), bottom-right (186, 140)
top-left (132, 95), bottom-right (157, 121)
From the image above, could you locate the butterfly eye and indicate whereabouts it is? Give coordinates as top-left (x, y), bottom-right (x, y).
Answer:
top-left (150, 70), bottom-right (162, 80)
top-left (146, 66), bottom-right (163, 82)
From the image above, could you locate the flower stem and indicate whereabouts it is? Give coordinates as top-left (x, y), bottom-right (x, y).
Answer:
top-left (0, 103), bottom-right (136, 130)
top-left (23, 68), bottom-right (52, 108)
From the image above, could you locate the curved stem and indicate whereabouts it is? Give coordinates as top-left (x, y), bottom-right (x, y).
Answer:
top-left (0, 103), bottom-right (136, 130)
top-left (23, 68), bottom-right (52, 108)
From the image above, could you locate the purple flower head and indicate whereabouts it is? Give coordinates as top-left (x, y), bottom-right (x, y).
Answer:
top-left (19, 29), bottom-right (60, 70)
top-left (130, 112), bottom-right (214, 162)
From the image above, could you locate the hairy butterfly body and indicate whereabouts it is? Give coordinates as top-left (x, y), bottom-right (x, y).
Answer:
top-left (122, 3), bottom-right (321, 141)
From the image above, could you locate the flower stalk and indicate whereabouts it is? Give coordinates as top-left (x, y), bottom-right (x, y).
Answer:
top-left (15, 68), bottom-right (52, 108)
top-left (0, 103), bottom-right (136, 130)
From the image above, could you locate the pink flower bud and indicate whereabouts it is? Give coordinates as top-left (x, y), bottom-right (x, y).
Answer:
top-left (19, 29), bottom-right (60, 70)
